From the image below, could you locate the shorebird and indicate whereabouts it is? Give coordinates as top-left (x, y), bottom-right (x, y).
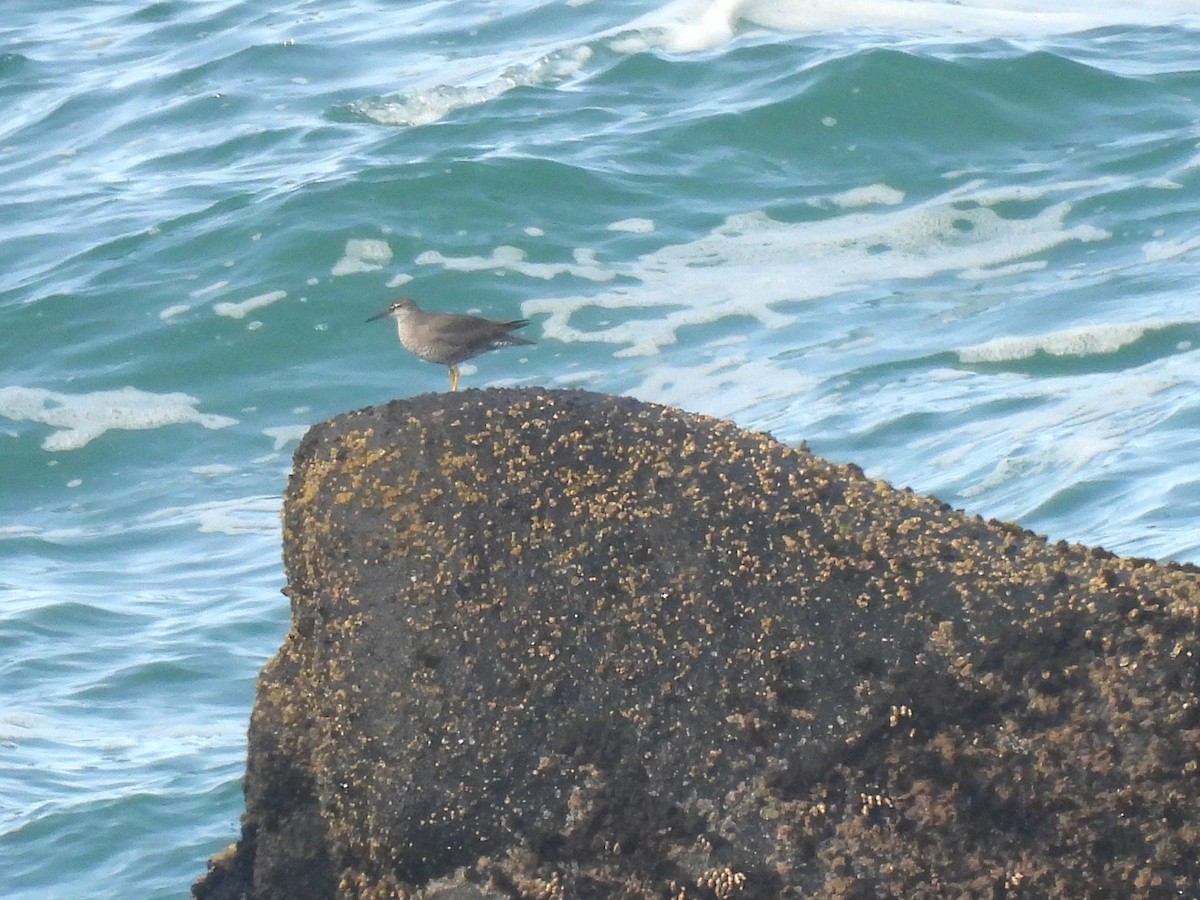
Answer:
top-left (366, 296), bottom-right (533, 391)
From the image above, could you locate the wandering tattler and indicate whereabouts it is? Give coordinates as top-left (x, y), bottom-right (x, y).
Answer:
top-left (366, 296), bottom-right (533, 391)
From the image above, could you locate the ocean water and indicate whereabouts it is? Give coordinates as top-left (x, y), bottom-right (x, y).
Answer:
top-left (3, 1), bottom-right (1200, 896)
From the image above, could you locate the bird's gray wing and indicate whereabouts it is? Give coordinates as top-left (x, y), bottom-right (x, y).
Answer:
top-left (429, 314), bottom-right (512, 349)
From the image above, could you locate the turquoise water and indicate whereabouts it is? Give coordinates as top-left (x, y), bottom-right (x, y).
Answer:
top-left (3, 1), bottom-right (1200, 896)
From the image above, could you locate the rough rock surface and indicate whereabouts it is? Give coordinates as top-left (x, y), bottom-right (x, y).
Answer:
top-left (195, 388), bottom-right (1200, 899)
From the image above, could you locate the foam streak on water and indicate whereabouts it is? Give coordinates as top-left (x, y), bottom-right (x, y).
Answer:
top-left (2, 1), bottom-right (1200, 896)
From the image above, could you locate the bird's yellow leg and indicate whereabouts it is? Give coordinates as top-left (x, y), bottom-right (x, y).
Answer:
top-left (449, 366), bottom-right (460, 391)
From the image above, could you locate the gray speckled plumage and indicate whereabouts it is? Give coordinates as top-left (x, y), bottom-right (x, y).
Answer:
top-left (367, 297), bottom-right (533, 391)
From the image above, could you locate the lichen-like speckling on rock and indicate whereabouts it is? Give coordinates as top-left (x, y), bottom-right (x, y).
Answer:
top-left (196, 388), bottom-right (1200, 900)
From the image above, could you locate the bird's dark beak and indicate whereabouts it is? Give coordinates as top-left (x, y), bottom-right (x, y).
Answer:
top-left (366, 308), bottom-right (390, 323)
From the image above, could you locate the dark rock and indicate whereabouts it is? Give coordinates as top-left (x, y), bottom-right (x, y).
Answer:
top-left (195, 388), bottom-right (1200, 899)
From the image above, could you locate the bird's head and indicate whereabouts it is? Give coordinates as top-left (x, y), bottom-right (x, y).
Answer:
top-left (366, 297), bottom-right (417, 323)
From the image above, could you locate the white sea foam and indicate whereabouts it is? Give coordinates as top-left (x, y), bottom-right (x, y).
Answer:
top-left (612, 0), bottom-right (742, 53)
top-left (523, 180), bottom-right (1110, 358)
top-left (416, 245), bottom-right (613, 282)
top-left (345, 0), bottom-right (1186, 133)
top-left (1143, 234), bottom-right (1200, 263)
top-left (0, 523), bottom-right (88, 542)
top-left (213, 290), bottom-right (286, 319)
top-left (613, 0), bottom-right (1200, 54)
top-left (158, 304), bottom-right (190, 320)
top-left (607, 218), bottom-right (656, 234)
top-left (959, 260), bottom-right (1047, 281)
top-left (634, 346), bottom-right (823, 422)
top-left (0, 386), bottom-right (237, 451)
top-left (0, 524), bottom-right (45, 539)
top-left (332, 238), bottom-right (393, 276)
top-left (196, 497), bottom-right (281, 536)
top-left (745, 0), bottom-right (1199, 37)
top-left (263, 424), bottom-right (310, 450)
top-left (809, 184), bottom-right (905, 210)
top-left (141, 496), bottom-right (281, 536)
top-left (355, 46), bottom-right (592, 127)
top-left (190, 463), bottom-right (240, 477)
top-left (958, 323), bottom-right (1170, 363)
top-left (189, 280), bottom-right (228, 298)
top-left (922, 370), bottom-right (1176, 504)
